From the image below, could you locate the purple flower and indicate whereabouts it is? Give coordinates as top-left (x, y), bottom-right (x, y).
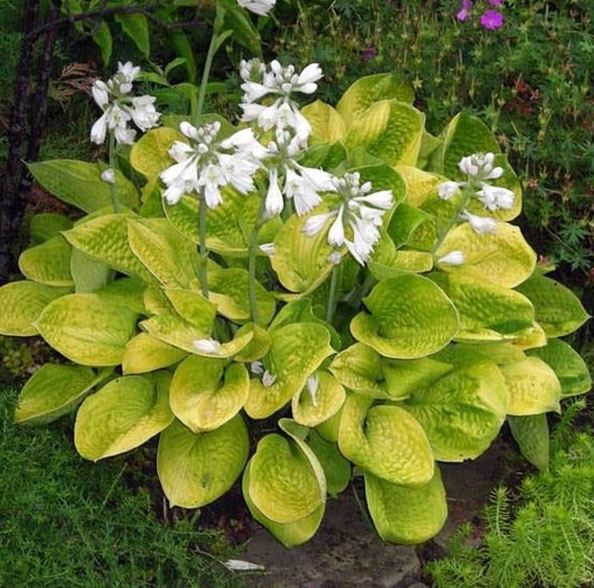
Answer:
top-left (480, 9), bottom-right (504, 29)
top-left (488, 0), bottom-right (503, 5)
top-left (360, 45), bottom-right (377, 63)
top-left (456, 0), bottom-right (473, 21)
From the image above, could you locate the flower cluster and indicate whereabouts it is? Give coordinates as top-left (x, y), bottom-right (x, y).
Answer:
top-left (90, 62), bottom-right (160, 145)
top-left (239, 59), bottom-right (323, 141)
top-left (438, 152), bottom-right (514, 235)
top-left (456, 0), bottom-right (504, 31)
top-left (303, 172), bottom-right (393, 265)
top-left (160, 122), bottom-right (265, 208)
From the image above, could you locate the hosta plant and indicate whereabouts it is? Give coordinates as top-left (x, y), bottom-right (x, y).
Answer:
top-left (1, 56), bottom-right (590, 548)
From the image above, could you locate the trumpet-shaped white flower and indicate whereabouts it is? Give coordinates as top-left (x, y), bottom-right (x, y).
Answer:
top-left (302, 172), bottom-right (393, 265)
top-left (160, 121), bottom-right (264, 207)
top-left (437, 180), bottom-right (464, 200)
top-left (438, 251), bottom-right (466, 266)
top-left (90, 61), bottom-right (160, 145)
top-left (239, 59), bottom-right (323, 140)
top-left (305, 374), bottom-right (319, 407)
top-left (460, 210), bottom-right (497, 234)
top-left (261, 128), bottom-right (334, 217)
top-left (100, 168), bottom-right (116, 184)
top-left (237, 0), bottom-right (275, 15)
top-left (476, 184), bottom-right (515, 211)
top-left (193, 338), bottom-right (224, 355)
top-left (458, 152), bottom-right (504, 181)
top-left (262, 370), bottom-right (277, 387)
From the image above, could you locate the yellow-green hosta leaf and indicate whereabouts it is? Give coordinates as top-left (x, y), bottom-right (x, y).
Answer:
top-left (337, 73), bottom-right (414, 123)
top-left (511, 322), bottom-right (548, 351)
top-left (74, 373), bottom-right (174, 461)
top-left (338, 394), bottom-right (434, 486)
top-left (351, 274), bottom-right (458, 359)
top-left (143, 285), bottom-right (174, 315)
top-left (329, 343), bottom-right (387, 398)
top-left (354, 164), bottom-right (407, 212)
top-left (170, 356), bottom-right (249, 431)
top-left (442, 274), bottom-right (535, 340)
top-left (430, 112), bottom-right (500, 178)
top-left (70, 248), bottom-right (111, 293)
top-left (316, 409), bottom-right (342, 443)
top-left (63, 213), bottom-right (153, 281)
top-left (140, 313), bottom-right (250, 357)
top-left (209, 267), bottom-right (276, 325)
top-left (307, 430), bottom-right (351, 497)
top-left (382, 357), bottom-right (453, 400)
top-left (388, 203), bottom-right (434, 249)
top-left (130, 126), bottom-right (183, 178)
top-left (122, 332), bottom-right (186, 374)
top-left (28, 160), bottom-right (138, 212)
top-left (18, 235), bottom-right (73, 287)
top-left (364, 468), bottom-right (447, 545)
top-left (515, 275), bottom-right (589, 337)
top-left (95, 277), bottom-right (147, 314)
top-left (0, 281), bottom-right (70, 336)
top-left (390, 250), bottom-right (434, 273)
top-left (404, 361), bottom-right (509, 462)
top-left (435, 223), bottom-right (537, 288)
top-left (37, 293), bottom-right (138, 366)
top-left (14, 364), bottom-right (111, 425)
top-left (501, 357), bottom-right (561, 416)
top-left (233, 323), bottom-right (271, 362)
top-left (527, 339), bottom-right (591, 397)
top-left (128, 218), bottom-right (200, 289)
top-left (435, 342), bottom-right (526, 367)
top-left (301, 100), bottom-right (346, 144)
top-left (292, 371), bottom-right (346, 427)
top-left (271, 210), bottom-right (335, 294)
top-left (395, 165), bottom-right (442, 208)
top-left (242, 462), bottom-right (324, 548)
top-left (163, 288), bottom-right (216, 331)
top-left (246, 433), bottom-right (325, 524)
top-left (345, 100), bottom-right (425, 167)
top-left (508, 414), bottom-right (549, 472)
top-left (245, 323), bottom-right (334, 419)
top-left (157, 415), bottom-right (249, 508)
top-left (418, 130), bottom-right (442, 169)
top-left (30, 212), bottom-right (73, 244)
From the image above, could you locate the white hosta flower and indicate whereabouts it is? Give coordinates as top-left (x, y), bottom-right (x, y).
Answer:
top-left (259, 243), bottom-right (276, 256)
top-left (327, 251), bottom-right (342, 265)
top-left (302, 172), bottom-right (393, 265)
top-left (306, 374), bottom-right (319, 407)
top-left (237, 0), bottom-right (275, 16)
top-left (438, 180), bottom-right (464, 200)
top-left (90, 62), bottom-right (160, 145)
top-left (250, 361), bottom-right (265, 375)
top-left (222, 559), bottom-right (266, 572)
top-left (284, 166), bottom-right (334, 216)
top-left (193, 338), bottom-right (224, 355)
top-left (239, 59), bottom-right (323, 140)
top-left (100, 168), bottom-right (116, 184)
top-left (458, 152), bottom-right (503, 181)
top-left (160, 121), bottom-right (264, 207)
top-left (476, 185), bottom-right (515, 211)
top-left (262, 370), bottom-right (277, 387)
top-left (460, 210), bottom-right (497, 234)
top-left (438, 251), bottom-right (465, 266)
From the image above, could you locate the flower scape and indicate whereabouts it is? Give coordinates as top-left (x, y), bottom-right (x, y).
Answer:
top-left (1, 35), bottom-right (590, 549)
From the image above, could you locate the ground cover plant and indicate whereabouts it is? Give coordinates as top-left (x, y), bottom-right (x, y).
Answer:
top-left (0, 0), bottom-right (591, 552)
top-left (0, 387), bottom-right (242, 588)
top-left (426, 400), bottom-right (594, 588)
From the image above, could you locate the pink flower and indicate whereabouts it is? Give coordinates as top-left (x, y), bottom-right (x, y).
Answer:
top-left (456, 0), bottom-right (473, 21)
top-left (488, 0), bottom-right (503, 5)
top-left (480, 9), bottom-right (504, 29)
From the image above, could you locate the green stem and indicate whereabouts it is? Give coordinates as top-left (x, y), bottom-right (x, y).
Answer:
top-left (248, 199), bottom-right (267, 325)
top-left (325, 264), bottom-right (340, 324)
top-left (108, 132), bottom-right (121, 213)
top-left (194, 30), bottom-right (218, 126)
top-left (431, 186), bottom-right (474, 255)
top-left (198, 197), bottom-right (209, 298)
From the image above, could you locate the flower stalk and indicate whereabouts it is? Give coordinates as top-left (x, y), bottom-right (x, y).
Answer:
top-left (248, 198), bottom-right (268, 324)
top-left (107, 132), bottom-right (121, 213)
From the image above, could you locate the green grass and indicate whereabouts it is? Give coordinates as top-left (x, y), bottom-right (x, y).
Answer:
top-left (0, 387), bottom-right (243, 588)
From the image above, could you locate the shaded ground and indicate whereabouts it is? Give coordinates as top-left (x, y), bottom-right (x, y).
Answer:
top-left (236, 439), bottom-right (512, 588)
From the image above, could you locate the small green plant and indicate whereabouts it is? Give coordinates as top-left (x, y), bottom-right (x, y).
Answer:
top-left (0, 0), bottom-right (590, 550)
top-left (0, 387), bottom-right (241, 588)
top-left (426, 401), bottom-right (594, 588)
